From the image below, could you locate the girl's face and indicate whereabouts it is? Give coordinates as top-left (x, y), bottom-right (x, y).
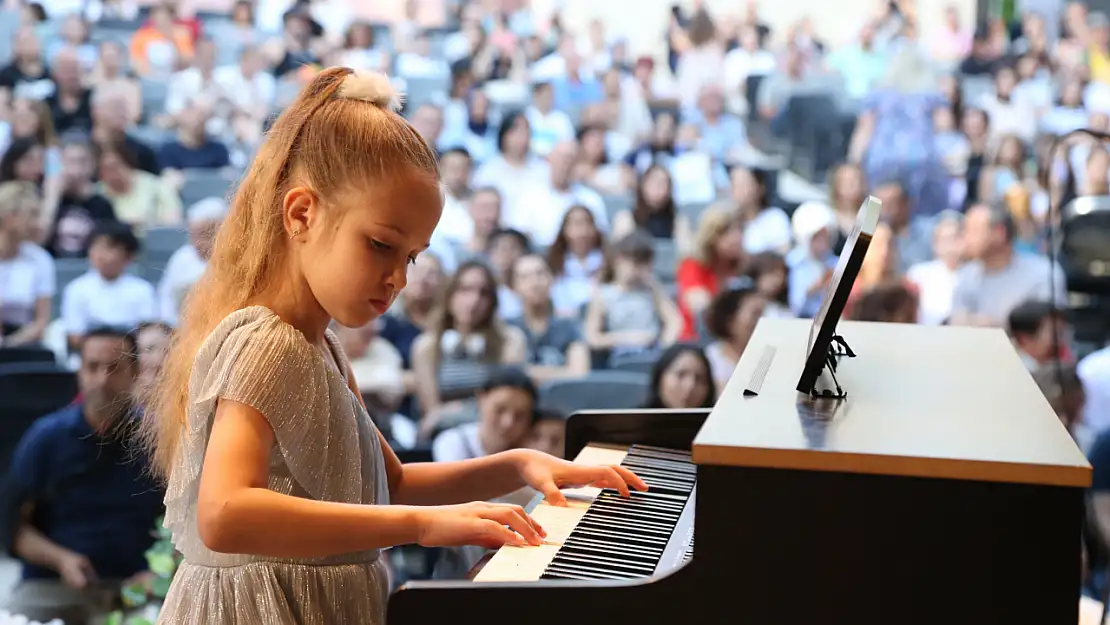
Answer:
top-left (526, 420), bottom-right (566, 458)
top-left (232, 1), bottom-right (252, 24)
top-left (1017, 56), bottom-right (1038, 80)
top-left (502, 116), bottom-right (530, 156)
top-left (997, 137), bottom-right (1022, 168)
top-left (15, 145), bottom-right (44, 182)
top-left (296, 169), bottom-right (443, 329)
top-left (488, 234), bottom-right (525, 279)
top-left (659, 352), bottom-right (712, 409)
top-left (450, 266), bottom-right (495, 329)
top-left (755, 266), bottom-right (785, 298)
top-left (61, 15), bottom-right (86, 43)
top-left (613, 255), bottom-right (651, 286)
top-left (477, 386), bottom-right (534, 454)
top-left (729, 294), bottom-right (766, 345)
top-left (563, 207), bottom-right (599, 253)
top-left (714, 221), bottom-right (744, 261)
top-left (11, 100), bottom-right (40, 139)
top-left (512, 254), bottom-right (553, 305)
top-left (730, 168), bottom-right (761, 206)
top-left (641, 168), bottom-right (671, 208)
top-left (350, 24), bottom-right (372, 48)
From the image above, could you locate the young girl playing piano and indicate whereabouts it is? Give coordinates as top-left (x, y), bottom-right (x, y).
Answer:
top-left (142, 68), bottom-right (646, 624)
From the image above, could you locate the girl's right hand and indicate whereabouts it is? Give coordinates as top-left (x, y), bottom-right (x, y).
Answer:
top-left (415, 502), bottom-right (546, 550)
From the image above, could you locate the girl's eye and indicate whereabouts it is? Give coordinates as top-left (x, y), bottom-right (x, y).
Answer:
top-left (372, 239), bottom-right (417, 266)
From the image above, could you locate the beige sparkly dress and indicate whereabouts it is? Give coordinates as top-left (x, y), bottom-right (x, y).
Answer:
top-left (158, 306), bottom-right (391, 624)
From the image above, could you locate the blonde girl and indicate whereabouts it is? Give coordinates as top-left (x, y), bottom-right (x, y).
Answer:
top-left (144, 68), bottom-right (645, 624)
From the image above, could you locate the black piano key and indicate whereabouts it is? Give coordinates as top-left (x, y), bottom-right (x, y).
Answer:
top-left (540, 444), bottom-right (697, 581)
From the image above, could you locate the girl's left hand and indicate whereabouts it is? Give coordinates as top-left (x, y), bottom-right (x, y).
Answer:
top-left (516, 450), bottom-right (649, 507)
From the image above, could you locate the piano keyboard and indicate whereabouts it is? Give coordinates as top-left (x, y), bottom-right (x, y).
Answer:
top-left (474, 443), bottom-right (696, 583)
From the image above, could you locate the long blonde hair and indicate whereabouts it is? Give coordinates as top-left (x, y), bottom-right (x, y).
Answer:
top-left (141, 67), bottom-right (439, 478)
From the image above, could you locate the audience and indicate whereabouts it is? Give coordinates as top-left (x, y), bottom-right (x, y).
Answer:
top-left (0, 1), bottom-right (1107, 616)
top-left (2, 328), bottom-right (163, 624)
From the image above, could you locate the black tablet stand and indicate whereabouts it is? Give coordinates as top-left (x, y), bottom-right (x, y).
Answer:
top-left (804, 334), bottom-right (856, 399)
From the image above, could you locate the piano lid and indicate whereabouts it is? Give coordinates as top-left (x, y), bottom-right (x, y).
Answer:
top-left (692, 318), bottom-right (1091, 488)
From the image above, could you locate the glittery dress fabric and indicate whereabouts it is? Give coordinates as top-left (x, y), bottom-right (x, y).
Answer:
top-left (158, 306), bottom-right (391, 624)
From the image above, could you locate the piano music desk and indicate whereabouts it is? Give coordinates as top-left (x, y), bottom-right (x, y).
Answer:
top-left (693, 318), bottom-right (1091, 624)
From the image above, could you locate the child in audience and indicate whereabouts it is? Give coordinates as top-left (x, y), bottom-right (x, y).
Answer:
top-left (60, 221), bottom-right (156, 351)
top-left (585, 231), bottom-right (682, 360)
top-left (144, 70), bottom-right (644, 624)
top-left (486, 227), bottom-right (530, 319)
top-left (134, 321), bottom-right (172, 396)
top-left (547, 205), bottom-right (606, 317)
top-left (527, 409), bottom-right (567, 459)
top-left (743, 251), bottom-right (791, 318)
top-left (703, 286), bottom-right (767, 391)
top-left (787, 201), bottom-right (837, 318)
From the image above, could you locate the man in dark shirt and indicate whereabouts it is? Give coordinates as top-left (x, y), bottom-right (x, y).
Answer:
top-left (91, 89), bottom-right (160, 175)
top-left (46, 48), bottom-right (94, 135)
top-left (1, 328), bottom-right (164, 624)
top-left (46, 137), bottom-right (118, 258)
top-left (959, 27), bottom-right (1003, 76)
top-left (158, 104), bottom-right (231, 170)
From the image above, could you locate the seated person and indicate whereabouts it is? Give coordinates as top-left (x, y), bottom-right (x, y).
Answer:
top-left (61, 221), bottom-right (156, 352)
top-left (332, 320), bottom-right (406, 446)
top-left (431, 366), bottom-right (538, 579)
top-left (507, 253), bottom-right (591, 383)
top-left (1008, 299), bottom-right (1067, 372)
top-left (584, 231), bottom-right (682, 361)
top-left (1, 328), bottom-right (165, 624)
top-left (525, 409), bottom-right (567, 459)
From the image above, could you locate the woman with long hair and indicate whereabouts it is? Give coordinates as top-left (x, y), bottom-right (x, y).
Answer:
top-left (730, 165), bottom-right (791, 254)
top-left (611, 164), bottom-right (692, 252)
top-left (0, 181), bottom-right (52, 345)
top-left (827, 163), bottom-right (867, 253)
top-left (642, 344), bottom-right (717, 409)
top-left (546, 204), bottom-right (606, 317)
top-left (410, 260), bottom-right (527, 437)
top-left (676, 206), bottom-right (745, 340)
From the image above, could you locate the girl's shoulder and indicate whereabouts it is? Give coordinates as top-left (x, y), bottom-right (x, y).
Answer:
top-left (195, 306), bottom-right (316, 375)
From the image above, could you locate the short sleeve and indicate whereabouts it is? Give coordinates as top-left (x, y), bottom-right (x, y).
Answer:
top-left (949, 268), bottom-right (978, 317)
top-left (164, 307), bottom-right (365, 544)
top-left (61, 279), bottom-right (87, 336)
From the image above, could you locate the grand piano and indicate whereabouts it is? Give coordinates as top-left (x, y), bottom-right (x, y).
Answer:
top-left (388, 319), bottom-right (1092, 624)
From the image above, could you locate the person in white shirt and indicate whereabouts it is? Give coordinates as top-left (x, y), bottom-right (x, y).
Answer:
top-left (212, 45), bottom-right (277, 147)
top-left (528, 140), bottom-right (609, 246)
top-left (0, 181), bottom-right (53, 345)
top-left (158, 197), bottom-right (227, 327)
top-left (722, 26), bottom-right (777, 115)
top-left (164, 39), bottom-right (220, 120)
top-left (61, 221), bottom-right (156, 350)
top-left (472, 112), bottom-right (550, 233)
top-left (395, 31), bottom-right (450, 80)
top-left (525, 82), bottom-right (575, 156)
top-left (907, 211), bottom-right (964, 325)
top-left (1079, 345), bottom-right (1110, 434)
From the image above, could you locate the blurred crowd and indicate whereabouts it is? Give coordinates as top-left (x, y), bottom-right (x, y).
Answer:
top-left (2, 0), bottom-right (1110, 622)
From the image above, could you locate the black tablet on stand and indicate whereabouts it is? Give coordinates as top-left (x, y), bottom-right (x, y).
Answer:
top-left (795, 196), bottom-right (883, 398)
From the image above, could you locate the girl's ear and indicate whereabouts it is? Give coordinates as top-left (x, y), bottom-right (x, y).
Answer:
top-left (282, 185), bottom-right (320, 239)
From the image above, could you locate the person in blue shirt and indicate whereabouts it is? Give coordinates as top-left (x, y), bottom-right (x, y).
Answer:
top-left (2, 326), bottom-right (164, 624)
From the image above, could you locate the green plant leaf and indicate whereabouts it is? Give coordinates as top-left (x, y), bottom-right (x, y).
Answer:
top-left (147, 552), bottom-right (177, 576)
top-left (152, 575), bottom-right (173, 598)
top-left (106, 612), bottom-right (124, 625)
top-left (121, 583), bottom-right (149, 608)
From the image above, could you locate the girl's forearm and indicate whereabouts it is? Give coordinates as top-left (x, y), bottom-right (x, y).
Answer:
top-left (199, 488), bottom-right (424, 558)
top-left (393, 450), bottom-right (528, 506)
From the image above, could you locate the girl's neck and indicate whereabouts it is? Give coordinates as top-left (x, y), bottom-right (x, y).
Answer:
top-left (504, 152), bottom-right (526, 167)
top-left (255, 266), bottom-right (332, 345)
top-left (720, 338), bottom-right (745, 363)
top-left (569, 246), bottom-right (593, 261)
